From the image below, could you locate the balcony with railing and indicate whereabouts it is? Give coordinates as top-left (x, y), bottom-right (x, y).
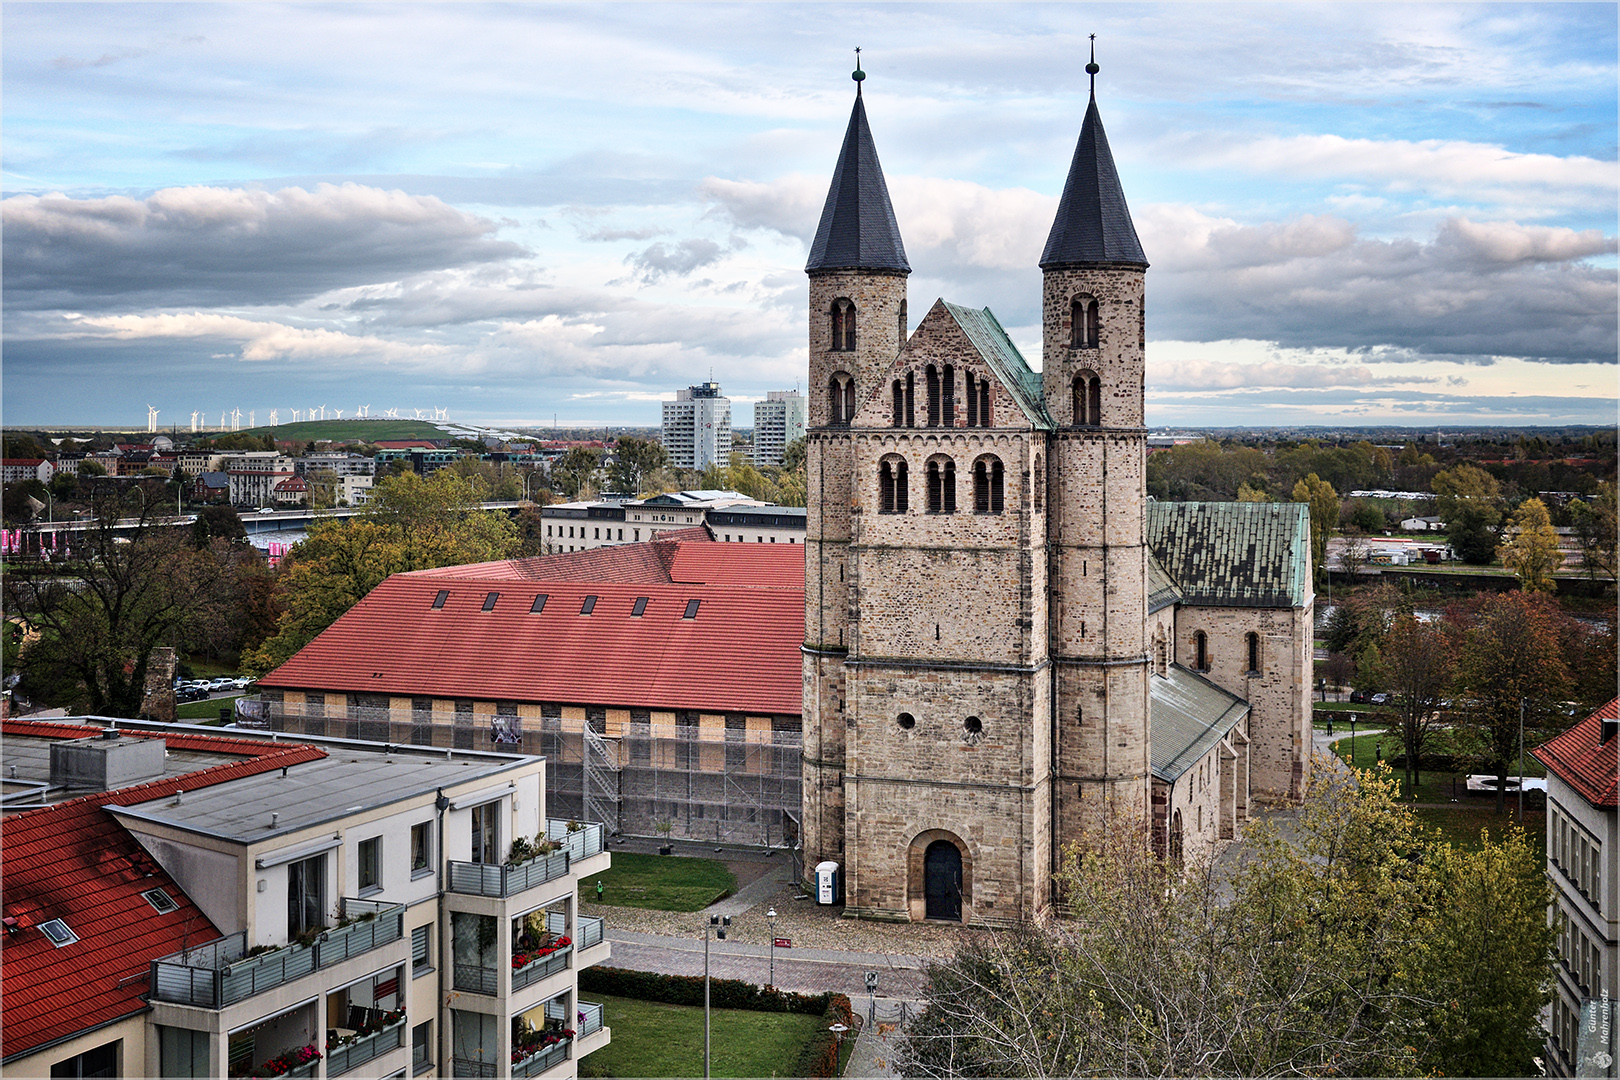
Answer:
top-left (546, 819), bottom-right (605, 861)
top-left (151, 899), bottom-right (405, 1009)
top-left (325, 1011), bottom-right (406, 1076)
top-left (447, 852), bottom-right (571, 898)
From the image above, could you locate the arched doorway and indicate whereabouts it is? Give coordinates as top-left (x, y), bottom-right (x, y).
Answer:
top-left (924, 840), bottom-right (962, 921)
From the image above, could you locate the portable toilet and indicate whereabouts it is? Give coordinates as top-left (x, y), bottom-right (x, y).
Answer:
top-left (814, 861), bottom-right (841, 905)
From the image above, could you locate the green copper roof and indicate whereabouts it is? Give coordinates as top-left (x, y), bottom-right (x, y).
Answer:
top-left (941, 301), bottom-right (1053, 429)
top-left (1145, 501), bottom-right (1311, 608)
top-left (1150, 664), bottom-right (1251, 783)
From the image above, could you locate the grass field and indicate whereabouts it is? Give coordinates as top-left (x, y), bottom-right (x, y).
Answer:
top-left (175, 695), bottom-right (240, 722)
top-left (575, 992), bottom-right (828, 1079)
top-left (238, 419), bottom-right (452, 442)
top-left (1328, 734), bottom-right (1547, 857)
top-left (583, 852), bottom-right (736, 912)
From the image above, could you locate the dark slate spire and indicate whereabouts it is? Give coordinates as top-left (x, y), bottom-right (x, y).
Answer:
top-left (805, 57), bottom-right (910, 274)
top-left (1039, 47), bottom-right (1148, 270)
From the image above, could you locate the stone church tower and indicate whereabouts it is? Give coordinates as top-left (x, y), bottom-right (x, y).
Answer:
top-left (800, 60), bottom-right (1310, 925)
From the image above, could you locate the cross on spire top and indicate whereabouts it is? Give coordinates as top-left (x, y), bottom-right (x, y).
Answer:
top-left (1086, 35), bottom-right (1100, 98)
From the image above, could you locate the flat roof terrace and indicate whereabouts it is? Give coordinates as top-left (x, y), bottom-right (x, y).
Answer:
top-left (107, 743), bottom-right (534, 843)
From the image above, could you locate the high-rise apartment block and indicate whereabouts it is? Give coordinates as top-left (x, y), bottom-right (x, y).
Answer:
top-left (661, 382), bottom-right (731, 470)
top-left (752, 390), bottom-right (806, 466)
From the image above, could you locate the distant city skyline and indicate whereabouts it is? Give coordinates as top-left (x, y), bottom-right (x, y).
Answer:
top-left (3, 4), bottom-right (1615, 429)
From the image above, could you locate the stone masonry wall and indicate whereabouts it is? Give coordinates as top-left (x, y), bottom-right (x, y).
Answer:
top-left (1175, 602), bottom-right (1312, 801)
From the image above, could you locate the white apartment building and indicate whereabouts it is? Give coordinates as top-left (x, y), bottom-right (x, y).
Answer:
top-left (751, 391), bottom-right (805, 467)
top-left (2, 718), bottom-right (612, 1080)
top-left (661, 382), bottom-right (731, 471)
top-left (1535, 700), bottom-right (1619, 1077)
top-left (538, 491), bottom-right (807, 553)
top-left (297, 453), bottom-right (378, 479)
top-left (225, 452), bottom-right (297, 508)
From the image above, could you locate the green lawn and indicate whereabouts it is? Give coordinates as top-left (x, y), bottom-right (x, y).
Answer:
top-left (582, 852), bottom-right (736, 912)
top-left (576, 992), bottom-right (827, 1078)
top-left (1415, 806), bottom-right (1545, 858)
top-left (175, 694), bottom-right (241, 722)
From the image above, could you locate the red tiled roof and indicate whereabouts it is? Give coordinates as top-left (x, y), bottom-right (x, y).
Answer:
top-left (1532, 698), bottom-right (1620, 808)
top-left (2, 458), bottom-right (46, 467)
top-left (260, 541), bottom-right (807, 715)
top-left (1, 724), bottom-right (326, 1059)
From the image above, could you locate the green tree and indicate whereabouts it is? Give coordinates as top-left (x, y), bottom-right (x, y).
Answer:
top-left (1342, 499), bottom-right (1385, 533)
top-left (1568, 481), bottom-right (1617, 580)
top-left (1235, 481), bottom-right (1270, 502)
top-left (245, 471), bottom-right (518, 673)
top-left (1451, 591), bottom-right (1573, 813)
top-left (1369, 612), bottom-right (1453, 795)
top-left (899, 765), bottom-right (1554, 1078)
top-left (5, 482), bottom-right (237, 716)
top-left (191, 505), bottom-right (247, 548)
top-left (1291, 472), bottom-right (1337, 582)
top-left (779, 437), bottom-right (807, 474)
top-left (607, 437), bottom-right (670, 495)
top-left (549, 447), bottom-right (603, 501)
top-left (1497, 497), bottom-right (1563, 591)
top-left (1433, 463), bottom-right (1503, 564)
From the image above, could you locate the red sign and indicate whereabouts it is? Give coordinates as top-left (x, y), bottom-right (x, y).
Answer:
top-left (773, 938), bottom-right (792, 949)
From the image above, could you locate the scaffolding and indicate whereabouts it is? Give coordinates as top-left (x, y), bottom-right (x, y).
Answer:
top-left (260, 704), bottom-right (803, 856)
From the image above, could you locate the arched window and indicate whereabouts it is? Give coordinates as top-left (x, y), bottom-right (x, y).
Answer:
top-left (1154, 627), bottom-right (1169, 676)
top-left (942, 364), bottom-right (955, 427)
top-left (891, 380), bottom-right (903, 428)
top-left (926, 457), bottom-right (956, 514)
top-left (1033, 455), bottom-right (1043, 512)
top-left (1089, 376), bottom-right (1102, 428)
top-left (979, 379), bottom-right (991, 425)
top-left (1071, 297), bottom-right (1099, 348)
top-left (966, 377), bottom-right (979, 427)
top-left (830, 299), bottom-right (857, 352)
top-left (1169, 809), bottom-right (1184, 866)
top-left (1193, 630), bottom-right (1208, 672)
top-left (926, 365), bottom-right (941, 427)
top-left (904, 372), bottom-right (916, 427)
top-left (1247, 632), bottom-right (1260, 674)
top-left (898, 299), bottom-right (908, 345)
top-left (973, 456), bottom-right (1004, 514)
top-left (827, 373), bottom-right (854, 427)
top-left (880, 457), bottom-right (909, 514)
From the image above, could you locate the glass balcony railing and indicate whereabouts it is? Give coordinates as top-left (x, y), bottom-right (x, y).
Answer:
top-left (150, 900), bottom-right (405, 1008)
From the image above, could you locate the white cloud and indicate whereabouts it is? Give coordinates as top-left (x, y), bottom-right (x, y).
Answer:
top-left (63, 311), bottom-right (449, 363)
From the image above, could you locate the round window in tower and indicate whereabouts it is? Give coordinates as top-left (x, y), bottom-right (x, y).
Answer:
top-left (897, 712), bottom-right (916, 730)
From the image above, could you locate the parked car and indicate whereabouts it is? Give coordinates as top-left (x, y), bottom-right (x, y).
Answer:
top-left (1370, 692), bottom-right (1390, 706)
top-left (1349, 689), bottom-right (1372, 703)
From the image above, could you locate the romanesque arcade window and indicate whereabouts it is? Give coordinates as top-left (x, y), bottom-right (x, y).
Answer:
top-left (966, 377), bottom-right (992, 427)
top-left (1246, 632), bottom-right (1261, 674)
top-left (942, 364), bottom-right (955, 426)
top-left (830, 299), bottom-right (857, 352)
top-left (1193, 630), bottom-right (1209, 671)
top-left (926, 457), bottom-right (956, 514)
top-left (828, 372), bottom-right (855, 426)
top-left (973, 456), bottom-right (1004, 514)
top-left (879, 457), bottom-right (909, 514)
top-left (926, 365), bottom-right (941, 427)
top-left (1071, 296), bottom-right (1099, 348)
top-left (1072, 372), bottom-right (1101, 426)
top-left (890, 373), bottom-right (916, 428)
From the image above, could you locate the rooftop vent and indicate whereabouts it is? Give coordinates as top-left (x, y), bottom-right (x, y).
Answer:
top-left (50, 735), bottom-right (165, 792)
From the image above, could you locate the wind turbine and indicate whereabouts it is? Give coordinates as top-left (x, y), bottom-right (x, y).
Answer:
top-left (385, 407), bottom-right (398, 418)
top-left (249, 411), bottom-right (256, 428)
top-left (231, 408), bottom-right (242, 431)
top-left (190, 410), bottom-right (200, 432)
top-left (220, 412), bottom-right (228, 429)
top-left (147, 405), bottom-right (159, 433)
top-left (413, 408), bottom-right (424, 420)
top-left (269, 409), bottom-right (280, 426)
top-left (333, 409), bottom-right (344, 420)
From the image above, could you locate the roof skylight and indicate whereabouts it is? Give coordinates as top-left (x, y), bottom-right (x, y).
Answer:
top-left (141, 888), bottom-right (178, 914)
top-left (431, 590), bottom-right (449, 610)
top-left (39, 919), bottom-right (78, 947)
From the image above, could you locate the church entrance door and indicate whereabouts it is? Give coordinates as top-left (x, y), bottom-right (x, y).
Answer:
top-left (924, 840), bottom-right (962, 921)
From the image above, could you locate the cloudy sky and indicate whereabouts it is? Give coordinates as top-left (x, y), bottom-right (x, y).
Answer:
top-left (4, 3), bottom-right (1616, 431)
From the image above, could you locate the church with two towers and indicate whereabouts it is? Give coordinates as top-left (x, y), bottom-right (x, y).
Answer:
top-left (799, 59), bottom-right (1315, 925)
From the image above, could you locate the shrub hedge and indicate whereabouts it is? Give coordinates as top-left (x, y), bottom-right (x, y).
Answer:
top-left (577, 967), bottom-right (854, 1078)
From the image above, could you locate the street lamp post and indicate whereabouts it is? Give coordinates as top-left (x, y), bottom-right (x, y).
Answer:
top-left (704, 914), bottom-right (730, 1078)
top-left (766, 907), bottom-right (777, 988)
top-left (828, 1023), bottom-right (849, 1072)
